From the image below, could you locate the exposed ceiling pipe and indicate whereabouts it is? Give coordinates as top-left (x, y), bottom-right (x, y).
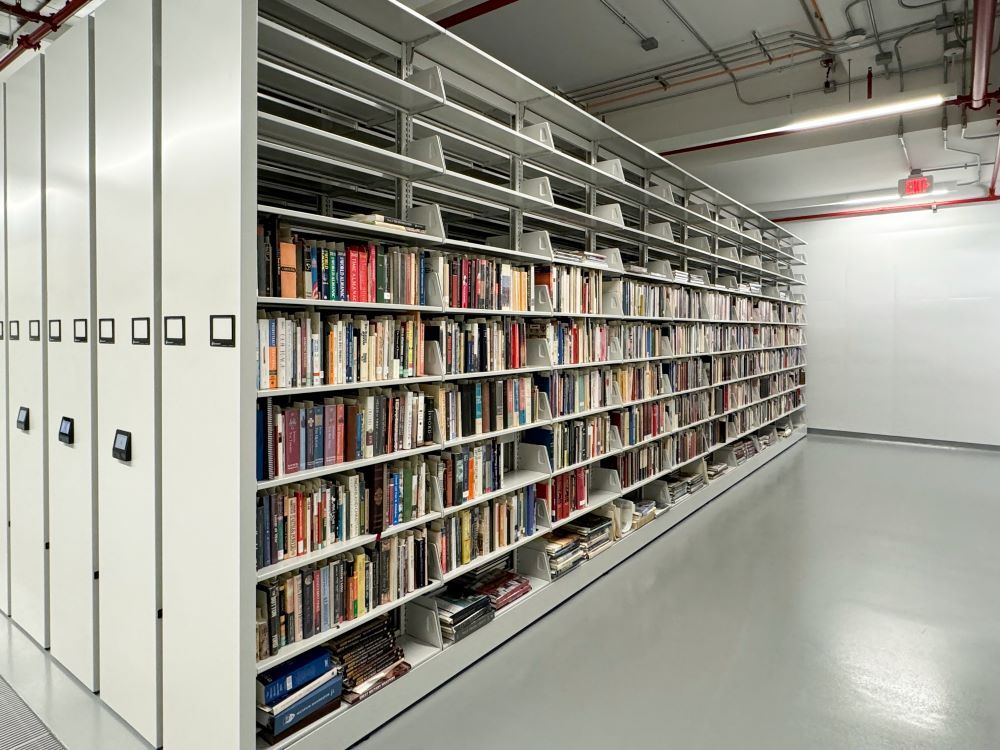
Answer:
top-left (574, 15), bottom-right (959, 110)
top-left (0, 0), bottom-right (91, 72)
top-left (0, 1), bottom-right (55, 25)
top-left (773, 127), bottom-right (1000, 221)
top-left (437, 0), bottom-right (521, 29)
top-left (970, 0), bottom-right (998, 107)
top-left (772, 193), bottom-right (999, 221)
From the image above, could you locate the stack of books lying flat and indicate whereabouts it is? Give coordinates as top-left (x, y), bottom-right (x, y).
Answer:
top-left (732, 436), bottom-right (758, 464)
top-left (667, 476), bottom-right (689, 503)
top-left (631, 499), bottom-right (656, 530)
top-left (327, 617), bottom-right (411, 706)
top-left (256, 648), bottom-right (343, 745)
top-left (562, 513), bottom-right (613, 559)
top-left (456, 558), bottom-right (533, 611)
top-left (777, 424), bottom-right (793, 438)
top-left (347, 212), bottom-right (427, 234)
top-left (706, 461), bottom-right (729, 480)
top-left (531, 531), bottom-right (585, 580)
top-left (685, 472), bottom-right (706, 496)
top-left (433, 590), bottom-right (495, 643)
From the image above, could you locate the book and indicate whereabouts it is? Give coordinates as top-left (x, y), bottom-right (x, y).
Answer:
top-left (256, 647), bottom-right (334, 707)
top-left (256, 670), bottom-right (343, 742)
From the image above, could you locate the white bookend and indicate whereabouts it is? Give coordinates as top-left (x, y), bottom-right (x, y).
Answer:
top-left (689, 200), bottom-right (711, 219)
top-left (648, 182), bottom-right (675, 203)
top-left (596, 158), bottom-right (625, 183)
top-left (515, 547), bottom-right (553, 582)
top-left (648, 221), bottom-right (676, 241)
top-left (516, 442), bottom-right (552, 474)
top-left (406, 65), bottom-right (446, 104)
top-left (743, 254), bottom-right (763, 269)
top-left (404, 135), bottom-right (446, 172)
top-left (608, 334), bottom-right (624, 362)
top-left (689, 236), bottom-right (712, 253)
top-left (601, 278), bottom-right (624, 317)
top-left (608, 425), bottom-right (624, 452)
top-left (522, 176), bottom-right (554, 205)
top-left (762, 259), bottom-right (779, 274)
top-left (594, 202), bottom-right (625, 227)
top-left (719, 216), bottom-right (740, 231)
top-left (403, 599), bottom-right (445, 653)
top-left (423, 339), bottom-right (445, 377)
top-left (718, 273), bottom-right (739, 289)
top-left (533, 284), bottom-right (554, 314)
top-left (423, 268), bottom-right (445, 308)
top-left (717, 245), bottom-right (739, 262)
top-left (409, 203), bottom-right (446, 240)
top-left (519, 120), bottom-right (554, 150)
top-left (647, 259), bottom-right (673, 279)
top-left (603, 247), bottom-right (625, 273)
top-left (536, 391), bottom-right (553, 421)
top-left (744, 227), bottom-right (763, 242)
top-left (522, 230), bottom-right (553, 259)
top-left (610, 381), bottom-right (624, 407)
top-left (527, 338), bottom-right (553, 367)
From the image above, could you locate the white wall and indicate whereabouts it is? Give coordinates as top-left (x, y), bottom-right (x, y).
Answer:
top-left (791, 202), bottom-right (1000, 447)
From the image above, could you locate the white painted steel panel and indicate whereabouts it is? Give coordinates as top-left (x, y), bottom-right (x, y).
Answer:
top-left (0, 84), bottom-right (8, 616)
top-left (93, 0), bottom-right (159, 742)
top-left (792, 203), bottom-right (1000, 446)
top-left (160, 0), bottom-right (256, 747)
top-left (5, 57), bottom-right (48, 647)
top-left (44, 20), bottom-right (98, 690)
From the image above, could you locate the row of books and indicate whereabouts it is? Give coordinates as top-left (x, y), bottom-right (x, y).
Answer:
top-left (542, 467), bottom-right (590, 522)
top-left (427, 439), bottom-right (516, 509)
top-left (529, 319), bottom-right (613, 366)
top-left (536, 265), bottom-right (603, 315)
top-left (709, 348), bottom-right (807, 382)
top-left (668, 322), bottom-right (807, 355)
top-left (255, 529), bottom-right (430, 658)
top-left (613, 401), bottom-right (673, 449)
top-left (445, 255), bottom-right (532, 312)
top-left (258, 221), bottom-right (427, 305)
top-left (618, 321), bottom-right (671, 360)
top-left (428, 317), bottom-right (528, 375)
top-left (537, 369), bottom-right (612, 420)
top-left (255, 458), bottom-right (429, 571)
top-left (527, 415), bottom-right (613, 471)
top-left (428, 486), bottom-right (539, 575)
top-left (261, 389), bottom-right (434, 480)
top-left (257, 312), bottom-right (424, 391)
top-left (431, 377), bottom-right (538, 443)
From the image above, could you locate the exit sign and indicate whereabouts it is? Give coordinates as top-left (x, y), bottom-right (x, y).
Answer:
top-left (898, 174), bottom-right (933, 197)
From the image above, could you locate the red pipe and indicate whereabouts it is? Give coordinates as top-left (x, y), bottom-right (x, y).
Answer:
top-left (0, 0), bottom-right (92, 73)
top-left (438, 0), bottom-right (521, 28)
top-left (773, 195), bottom-right (1000, 222)
top-left (0, 1), bottom-right (54, 25)
top-left (970, 0), bottom-right (998, 109)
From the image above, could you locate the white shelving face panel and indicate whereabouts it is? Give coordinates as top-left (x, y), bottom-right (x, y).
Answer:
top-left (5, 56), bottom-right (49, 649)
top-left (93, 0), bottom-right (160, 744)
top-left (0, 74), bottom-right (8, 616)
top-left (160, 1), bottom-right (256, 748)
top-left (43, 19), bottom-right (99, 692)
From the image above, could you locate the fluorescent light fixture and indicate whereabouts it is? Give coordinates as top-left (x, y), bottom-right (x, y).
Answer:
top-left (787, 94), bottom-right (946, 132)
top-left (838, 186), bottom-right (952, 206)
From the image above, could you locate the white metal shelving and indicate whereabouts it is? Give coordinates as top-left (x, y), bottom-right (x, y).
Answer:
top-left (247, 2), bottom-right (808, 749)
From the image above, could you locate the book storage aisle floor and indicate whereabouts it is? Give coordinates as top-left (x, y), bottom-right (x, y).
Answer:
top-left (4, 434), bottom-right (1000, 750)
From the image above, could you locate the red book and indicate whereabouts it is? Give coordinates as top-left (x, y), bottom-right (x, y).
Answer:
top-left (450, 259), bottom-right (459, 308)
top-left (348, 248), bottom-right (360, 301)
top-left (367, 244), bottom-right (376, 302)
top-left (345, 403), bottom-right (359, 461)
top-left (285, 408), bottom-right (301, 475)
top-left (359, 248), bottom-right (369, 303)
top-left (324, 404), bottom-right (336, 466)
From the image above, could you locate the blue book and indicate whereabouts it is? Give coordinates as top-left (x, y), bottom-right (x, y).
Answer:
top-left (256, 648), bottom-right (333, 707)
top-left (258, 672), bottom-right (343, 737)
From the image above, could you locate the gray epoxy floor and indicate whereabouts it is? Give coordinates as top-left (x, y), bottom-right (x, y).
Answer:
top-left (357, 435), bottom-right (1000, 750)
top-left (2, 435), bottom-right (999, 750)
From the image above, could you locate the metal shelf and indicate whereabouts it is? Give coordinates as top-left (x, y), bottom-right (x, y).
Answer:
top-left (258, 18), bottom-right (444, 114)
top-left (258, 112), bottom-right (442, 180)
top-left (256, 205), bottom-right (445, 246)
